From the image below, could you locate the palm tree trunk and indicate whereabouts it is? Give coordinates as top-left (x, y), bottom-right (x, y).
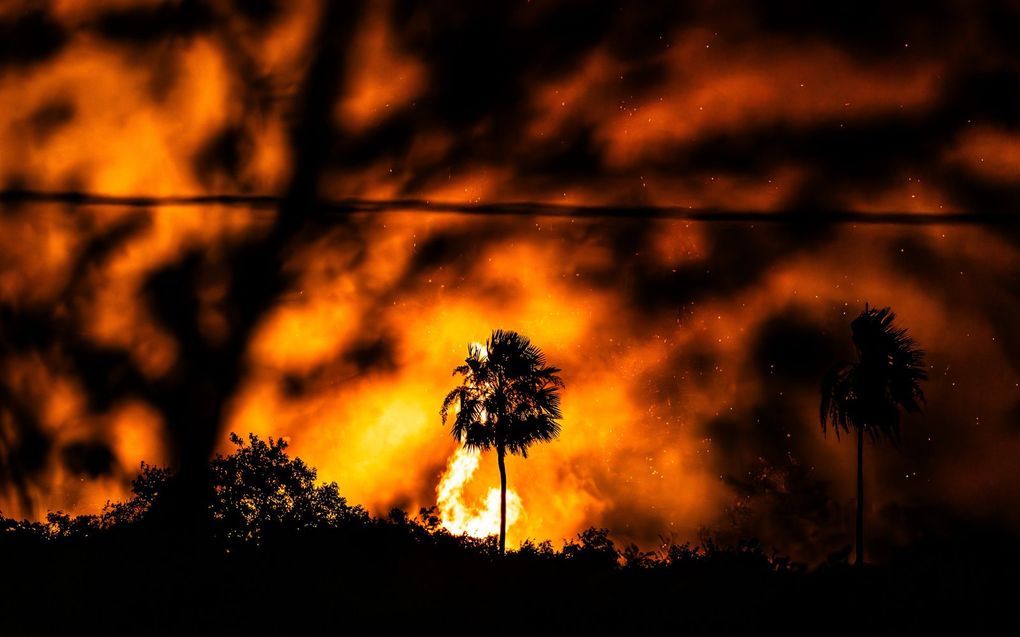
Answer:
top-left (497, 445), bottom-right (507, 557)
top-left (855, 427), bottom-right (864, 569)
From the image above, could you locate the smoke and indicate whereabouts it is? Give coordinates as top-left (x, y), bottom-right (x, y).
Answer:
top-left (2, 0), bottom-right (1020, 561)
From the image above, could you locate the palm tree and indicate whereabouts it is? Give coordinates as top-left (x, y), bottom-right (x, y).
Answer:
top-left (821, 305), bottom-right (927, 568)
top-left (441, 329), bottom-right (564, 556)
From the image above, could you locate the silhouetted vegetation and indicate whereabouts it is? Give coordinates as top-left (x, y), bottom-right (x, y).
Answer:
top-left (442, 329), bottom-right (564, 555)
top-left (821, 305), bottom-right (927, 567)
top-left (2, 432), bottom-right (1015, 635)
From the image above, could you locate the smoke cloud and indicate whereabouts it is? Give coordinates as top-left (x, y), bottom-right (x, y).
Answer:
top-left (1, 0), bottom-right (1019, 562)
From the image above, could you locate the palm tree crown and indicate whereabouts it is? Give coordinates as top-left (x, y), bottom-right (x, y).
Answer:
top-left (441, 329), bottom-right (564, 457)
top-left (821, 305), bottom-right (927, 444)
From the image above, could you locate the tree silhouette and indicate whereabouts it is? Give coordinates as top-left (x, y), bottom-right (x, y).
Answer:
top-left (101, 433), bottom-right (366, 542)
top-left (206, 433), bottom-right (366, 543)
top-left (821, 305), bottom-right (927, 568)
top-left (441, 329), bottom-right (564, 555)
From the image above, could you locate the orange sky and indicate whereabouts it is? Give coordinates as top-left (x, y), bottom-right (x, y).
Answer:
top-left (2, 0), bottom-right (1019, 561)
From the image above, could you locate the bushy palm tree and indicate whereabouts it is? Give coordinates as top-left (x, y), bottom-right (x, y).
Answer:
top-left (821, 305), bottom-right (927, 568)
top-left (441, 329), bottom-right (564, 555)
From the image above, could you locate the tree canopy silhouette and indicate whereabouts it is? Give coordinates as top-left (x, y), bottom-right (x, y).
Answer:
top-left (2, 428), bottom-right (1018, 635)
top-left (102, 432), bottom-right (366, 543)
top-left (820, 305), bottom-right (927, 568)
top-left (441, 329), bottom-right (564, 555)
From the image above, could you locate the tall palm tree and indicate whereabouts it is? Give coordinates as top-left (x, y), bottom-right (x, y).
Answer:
top-left (821, 305), bottom-right (927, 568)
top-left (441, 329), bottom-right (564, 556)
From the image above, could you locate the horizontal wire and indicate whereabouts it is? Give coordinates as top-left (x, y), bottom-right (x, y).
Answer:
top-left (2, 189), bottom-right (1018, 224)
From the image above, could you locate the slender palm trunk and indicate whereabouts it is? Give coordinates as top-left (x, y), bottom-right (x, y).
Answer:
top-left (497, 445), bottom-right (507, 556)
top-left (855, 427), bottom-right (864, 569)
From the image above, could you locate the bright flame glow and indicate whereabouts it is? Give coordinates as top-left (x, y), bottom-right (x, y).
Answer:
top-left (470, 341), bottom-right (489, 360)
top-left (4, 2), bottom-right (1020, 560)
top-left (436, 446), bottom-right (523, 539)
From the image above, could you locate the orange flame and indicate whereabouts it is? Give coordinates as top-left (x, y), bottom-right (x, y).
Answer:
top-left (436, 446), bottom-right (523, 540)
top-left (5, 2), bottom-right (1020, 562)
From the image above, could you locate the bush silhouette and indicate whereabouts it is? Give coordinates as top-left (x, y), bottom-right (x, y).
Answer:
top-left (101, 432), bottom-right (366, 543)
top-left (1, 432), bottom-right (1016, 635)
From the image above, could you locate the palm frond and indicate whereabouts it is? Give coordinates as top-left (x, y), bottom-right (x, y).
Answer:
top-left (823, 305), bottom-right (927, 446)
top-left (451, 397), bottom-right (491, 449)
top-left (442, 328), bottom-right (565, 458)
top-left (820, 363), bottom-right (856, 439)
top-left (440, 387), bottom-right (465, 425)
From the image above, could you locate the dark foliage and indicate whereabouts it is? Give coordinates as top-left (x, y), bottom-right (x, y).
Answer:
top-left (0, 433), bottom-right (1015, 635)
top-left (820, 305), bottom-right (928, 567)
top-left (441, 329), bottom-right (564, 458)
top-left (821, 305), bottom-right (928, 444)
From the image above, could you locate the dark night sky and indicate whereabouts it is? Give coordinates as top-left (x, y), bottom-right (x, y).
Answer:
top-left (1, 0), bottom-right (1019, 562)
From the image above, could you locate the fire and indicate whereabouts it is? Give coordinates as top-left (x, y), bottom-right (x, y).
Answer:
top-left (470, 341), bottom-right (488, 360)
top-left (436, 446), bottom-right (523, 540)
top-left (3, 1), bottom-right (1020, 563)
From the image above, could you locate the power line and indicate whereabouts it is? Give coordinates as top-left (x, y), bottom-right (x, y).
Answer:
top-left (1, 189), bottom-right (1018, 224)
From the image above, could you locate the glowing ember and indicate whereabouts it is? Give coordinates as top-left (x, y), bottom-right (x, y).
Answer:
top-left (436, 446), bottom-right (523, 539)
